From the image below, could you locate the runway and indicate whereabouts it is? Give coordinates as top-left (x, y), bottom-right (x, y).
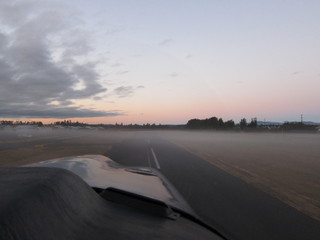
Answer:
top-left (107, 132), bottom-right (320, 240)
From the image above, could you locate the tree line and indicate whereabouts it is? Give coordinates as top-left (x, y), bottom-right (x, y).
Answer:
top-left (186, 117), bottom-right (236, 129)
top-left (1, 118), bottom-right (318, 132)
top-left (0, 120), bottom-right (43, 126)
top-left (281, 122), bottom-right (317, 131)
top-left (186, 116), bottom-right (258, 130)
top-left (53, 120), bottom-right (88, 127)
top-left (186, 116), bottom-right (318, 132)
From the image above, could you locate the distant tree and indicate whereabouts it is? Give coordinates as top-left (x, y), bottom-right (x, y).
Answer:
top-left (186, 119), bottom-right (202, 129)
top-left (239, 118), bottom-right (247, 129)
top-left (1, 120), bottom-right (44, 126)
top-left (208, 117), bottom-right (218, 128)
top-left (281, 122), bottom-right (317, 131)
top-left (248, 118), bottom-right (258, 128)
top-left (0, 120), bottom-right (13, 125)
top-left (186, 116), bottom-right (236, 130)
top-left (225, 120), bottom-right (235, 128)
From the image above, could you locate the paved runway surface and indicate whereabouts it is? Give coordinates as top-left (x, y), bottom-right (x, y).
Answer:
top-left (106, 133), bottom-right (320, 240)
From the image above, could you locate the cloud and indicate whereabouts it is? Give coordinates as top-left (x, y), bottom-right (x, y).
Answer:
top-left (105, 26), bottom-right (125, 35)
top-left (0, 104), bottom-right (122, 119)
top-left (114, 86), bottom-right (134, 98)
top-left (111, 63), bottom-right (122, 68)
top-left (112, 85), bottom-right (144, 98)
top-left (92, 96), bottom-right (103, 101)
top-left (116, 70), bottom-right (129, 75)
top-left (0, 1), bottom-right (115, 119)
top-left (169, 72), bottom-right (179, 78)
top-left (159, 38), bottom-right (173, 46)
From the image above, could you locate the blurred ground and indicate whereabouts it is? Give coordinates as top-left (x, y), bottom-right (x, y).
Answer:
top-left (0, 128), bottom-right (319, 221)
top-left (0, 128), bottom-right (132, 166)
top-left (160, 131), bottom-right (320, 221)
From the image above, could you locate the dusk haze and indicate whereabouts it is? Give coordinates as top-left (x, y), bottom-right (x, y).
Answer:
top-left (1, 2), bottom-right (320, 239)
top-left (0, 0), bottom-right (319, 124)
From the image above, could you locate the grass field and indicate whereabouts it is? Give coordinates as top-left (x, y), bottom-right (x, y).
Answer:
top-left (0, 128), bottom-right (131, 166)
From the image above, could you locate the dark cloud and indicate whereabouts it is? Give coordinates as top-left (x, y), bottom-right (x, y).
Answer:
top-left (0, 104), bottom-right (122, 119)
top-left (0, 1), bottom-right (116, 119)
top-left (92, 96), bottom-right (103, 101)
top-left (114, 86), bottom-right (134, 98)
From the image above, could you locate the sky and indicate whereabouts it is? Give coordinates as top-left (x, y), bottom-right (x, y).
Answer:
top-left (0, 0), bottom-right (319, 124)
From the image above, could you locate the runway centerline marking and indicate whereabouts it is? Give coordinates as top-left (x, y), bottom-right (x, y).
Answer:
top-left (146, 149), bottom-right (152, 168)
top-left (150, 148), bottom-right (161, 169)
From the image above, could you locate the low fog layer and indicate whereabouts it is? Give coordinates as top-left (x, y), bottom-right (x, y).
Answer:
top-left (156, 130), bottom-right (320, 221)
top-left (0, 127), bottom-right (132, 166)
top-left (0, 128), bottom-right (319, 221)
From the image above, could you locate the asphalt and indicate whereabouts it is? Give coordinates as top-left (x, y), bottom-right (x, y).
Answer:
top-left (106, 132), bottom-right (320, 240)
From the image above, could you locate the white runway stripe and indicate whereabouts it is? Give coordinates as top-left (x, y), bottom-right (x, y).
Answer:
top-left (150, 148), bottom-right (161, 169)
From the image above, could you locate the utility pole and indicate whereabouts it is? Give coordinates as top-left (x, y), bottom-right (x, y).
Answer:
top-left (301, 114), bottom-right (303, 124)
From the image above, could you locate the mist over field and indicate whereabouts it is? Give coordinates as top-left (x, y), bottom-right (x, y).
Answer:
top-left (0, 127), bottom-right (319, 221)
top-left (0, 127), bottom-right (131, 166)
top-left (158, 131), bottom-right (320, 220)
